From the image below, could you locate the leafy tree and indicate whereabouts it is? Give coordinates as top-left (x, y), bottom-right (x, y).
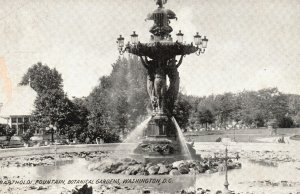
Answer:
top-left (293, 112), bottom-right (300, 127)
top-left (115, 93), bottom-right (129, 136)
top-left (20, 63), bottom-right (83, 140)
top-left (173, 93), bottom-right (192, 130)
top-left (214, 93), bottom-right (234, 126)
top-left (257, 88), bottom-right (288, 121)
top-left (20, 62), bottom-right (63, 94)
top-left (0, 124), bottom-right (6, 136)
top-left (197, 107), bottom-right (214, 130)
top-left (0, 125), bottom-right (16, 140)
top-left (31, 89), bottom-right (74, 133)
top-left (278, 116), bottom-right (294, 128)
top-left (288, 94), bottom-right (300, 115)
top-left (85, 56), bottom-right (148, 142)
top-left (69, 97), bottom-right (89, 139)
top-left (238, 91), bottom-right (264, 127)
top-left (86, 76), bottom-right (118, 143)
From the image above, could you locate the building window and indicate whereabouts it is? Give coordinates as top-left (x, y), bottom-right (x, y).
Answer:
top-left (24, 117), bottom-right (29, 123)
top-left (11, 118), bottom-right (17, 123)
top-left (11, 124), bottom-right (17, 130)
top-left (18, 117), bottom-right (23, 123)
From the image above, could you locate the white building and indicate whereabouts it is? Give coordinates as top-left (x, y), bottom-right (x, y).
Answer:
top-left (0, 85), bottom-right (37, 135)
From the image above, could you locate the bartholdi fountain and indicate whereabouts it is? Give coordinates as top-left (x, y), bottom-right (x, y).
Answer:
top-left (116, 0), bottom-right (208, 163)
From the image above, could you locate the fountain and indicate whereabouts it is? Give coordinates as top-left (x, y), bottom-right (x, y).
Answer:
top-left (89, 0), bottom-right (211, 178)
top-left (114, 0), bottom-right (207, 163)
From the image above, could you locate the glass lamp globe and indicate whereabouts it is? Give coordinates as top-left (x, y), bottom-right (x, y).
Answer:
top-left (194, 32), bottom-right (202, 46)
top-left (176, 30), bottom-right (184, 43)
top-left (202, 36), bottom-right (208, 48)
top-left (117, 35), bottom-right (125, 48)
top-left (130, 31), bottom-right (139, 45)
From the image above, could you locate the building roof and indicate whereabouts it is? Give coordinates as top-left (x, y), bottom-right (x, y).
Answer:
top-left (0, 85), bottom-right (37, 117)
top-left (0, 117), bottom-right (7, 124)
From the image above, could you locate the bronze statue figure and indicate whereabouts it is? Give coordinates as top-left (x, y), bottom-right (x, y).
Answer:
top-left (140, 55), bottom-right (184, 116)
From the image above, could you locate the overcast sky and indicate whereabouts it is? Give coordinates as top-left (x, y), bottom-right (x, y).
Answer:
top-left (0, 0), bottom-right (300, 103)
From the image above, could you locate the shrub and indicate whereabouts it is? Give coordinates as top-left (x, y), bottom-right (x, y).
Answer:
top-left (278, 116), bottom-right (294, 128)
top-left (0, 125), bottom-right (16, 140)
top-left (21, 129), bottom-right (35, 143)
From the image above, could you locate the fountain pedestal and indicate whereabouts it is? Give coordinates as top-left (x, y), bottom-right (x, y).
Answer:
top-left (131, 115), bottom-right (200, 163)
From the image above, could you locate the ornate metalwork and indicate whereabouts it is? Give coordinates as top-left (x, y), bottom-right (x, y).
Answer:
top-left (126, 42), bottom-right (197, 60)
top-left (117, 0), bottom-right (208, 117)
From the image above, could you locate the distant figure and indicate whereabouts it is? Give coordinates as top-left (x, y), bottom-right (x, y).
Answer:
top-left (215, 137), bottom-right (222, 142)
top-left (278, 136), bottom-right (285, 143)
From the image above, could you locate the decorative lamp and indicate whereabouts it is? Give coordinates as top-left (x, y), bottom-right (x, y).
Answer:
top-left (194, 32), bottom-right (202, 47)
top-left (176, 30), bottom-right (184, 43)
top-left (117, 35), bottom-right (125, 48)
top-left (130, 31), bottom-right (139, 45)
top-left (202, 36), bottom-right (208, 48)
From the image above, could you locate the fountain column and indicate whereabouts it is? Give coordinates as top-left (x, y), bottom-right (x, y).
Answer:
top-left (116, 0), bottom-right (208, 162)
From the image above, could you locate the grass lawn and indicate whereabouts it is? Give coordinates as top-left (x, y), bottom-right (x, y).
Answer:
top-left (184, 128), bottom-right (300, 142)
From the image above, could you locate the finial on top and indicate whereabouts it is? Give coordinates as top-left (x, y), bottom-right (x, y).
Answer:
top-left (155, 0), bottom-right (167, 8)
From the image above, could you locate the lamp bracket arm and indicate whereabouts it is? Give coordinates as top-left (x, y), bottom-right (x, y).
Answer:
top-left (176, 55), bottom-right (184, 68)
top-left (139, 56), bottom-right (149, 69)
top-left (145, 56), bottom-right (150, 64)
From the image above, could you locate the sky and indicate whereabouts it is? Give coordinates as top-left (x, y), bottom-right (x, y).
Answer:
top-left (0, 0), bottom-right (300, 103)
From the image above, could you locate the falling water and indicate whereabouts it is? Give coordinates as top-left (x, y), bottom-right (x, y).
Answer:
top-left (112, 116), bottom-right (151, 157)
top-left (171, 116), bottom-right (192, 160)
top-left (123, 116), bottom-right (151, 143)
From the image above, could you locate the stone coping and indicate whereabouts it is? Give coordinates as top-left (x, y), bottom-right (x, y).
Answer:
top-left (0, 141), bottom-right (298, 159)
top-left (0, 143), bottom-right (136, 158)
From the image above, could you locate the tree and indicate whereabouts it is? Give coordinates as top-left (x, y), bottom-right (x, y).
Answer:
top-left (278, 115), bottom-right (294, 128)
top-left (0, 124), bottom-right (6, 136)
top-left (0, 125), bottom-right (16, 141)
top-left (197, 107), bottom-right (214, 130)
top-left (20, 63), bottom-right (82, 141)
top-left (115, 93), bottom-right (129, 136)
top-left (85, 56), bottom-right (149, 142)
top-left (287, 94), bottom-right (300, 115)
top-left (293, 112), bottom-right (300, 127)
top-left (238, 91), bottom-right (264, 127)
top-left (214, 93), bottom-right (235, 127)
top-left (86, 76), bottom-right (119, 143)
top-left (69, 97), bottom-right (89, 139)
top-left (20, 62), bottom-right (63, 94)
top-left (257, 88), bottom-right (289, 127)
top-left (30, 89), bottom-right (75, 135)
top-left (173, 93), bottom-right (192, 130)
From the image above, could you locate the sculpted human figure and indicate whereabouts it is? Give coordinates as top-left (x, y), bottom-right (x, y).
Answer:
top-left (153, 60), bottom-right (167, 114)
top-left (165, 55), bottom-right (184, 113)
top-left (140, 55), bottom-right (183, 115)
top-left (140, 57), bottom-right (167, 114)
top-left (140, 57), bottom-right (157, 112)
